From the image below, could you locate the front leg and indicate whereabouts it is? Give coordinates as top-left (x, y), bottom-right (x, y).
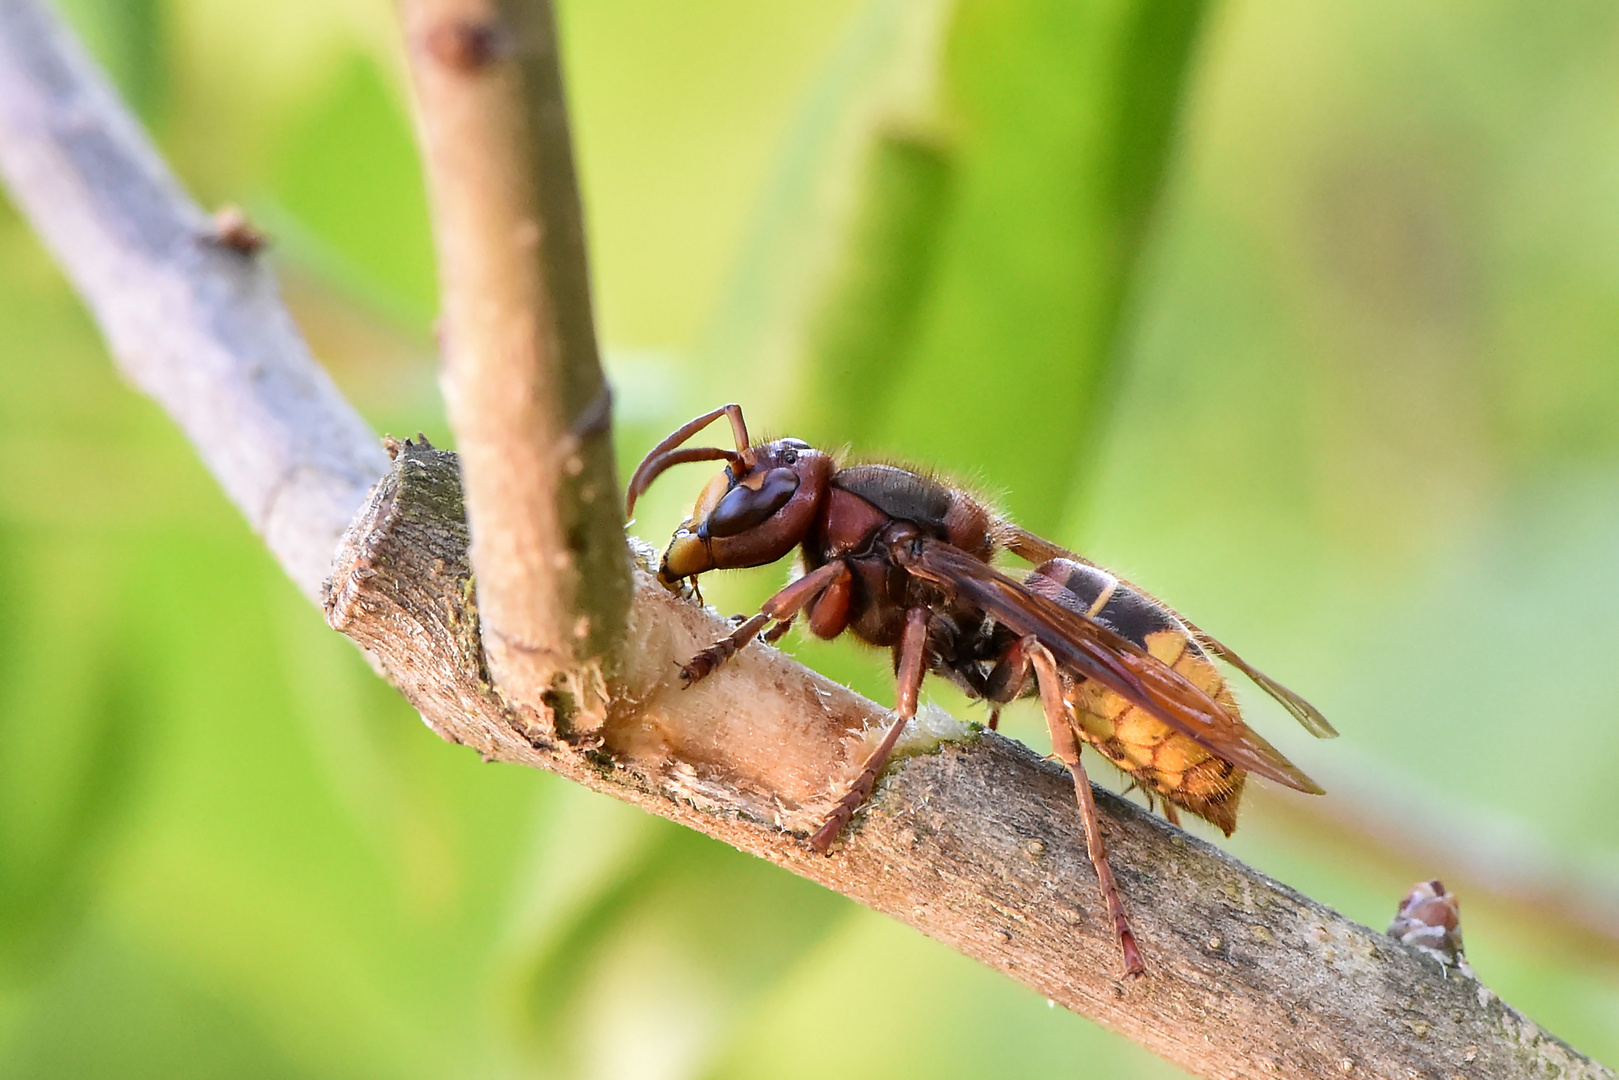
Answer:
top-left (680, 560), bottom-right (852, 685)
top-left (977, 633), bottom-right (1036, 730)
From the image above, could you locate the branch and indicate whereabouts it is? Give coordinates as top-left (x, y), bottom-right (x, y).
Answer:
top-left (0, 2), bottom-right (1610, 1077)
top-left (396, 0), bottom-right (630, 732)
top-left (322, 443), bottom-right (1610, 1080)
top-left (0, 0), bottom-right (388, 602)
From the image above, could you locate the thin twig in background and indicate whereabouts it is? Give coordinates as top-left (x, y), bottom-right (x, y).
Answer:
top-left (0, 1), bottom-right (1609, 1077)
top-left (1253, 765), bottom-right (1619, 966)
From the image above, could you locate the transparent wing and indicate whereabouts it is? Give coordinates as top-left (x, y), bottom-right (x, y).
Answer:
top-left (999, 524), bottom-right (1337, 739)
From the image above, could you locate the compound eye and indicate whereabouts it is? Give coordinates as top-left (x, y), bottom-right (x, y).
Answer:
top-left (702, 468), bottom-right (800, 538)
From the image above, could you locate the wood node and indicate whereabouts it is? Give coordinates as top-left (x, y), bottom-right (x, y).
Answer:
top-left (422, 16), bottom-right (510, 72)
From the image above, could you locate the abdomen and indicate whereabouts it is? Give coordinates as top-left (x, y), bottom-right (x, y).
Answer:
top-left (1024, 559), bottom-right (1247, 835)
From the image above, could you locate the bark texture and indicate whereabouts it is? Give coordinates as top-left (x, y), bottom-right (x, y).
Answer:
top-left (324, 443), bottom-right (1612, 1080)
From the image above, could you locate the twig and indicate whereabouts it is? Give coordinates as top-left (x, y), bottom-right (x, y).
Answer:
top-left (396, 0), bottom-right (630, 733)
top-left (0, 2), bottom-right (1610, 1077)
top-left (0, 0), bottom-right (388, 602)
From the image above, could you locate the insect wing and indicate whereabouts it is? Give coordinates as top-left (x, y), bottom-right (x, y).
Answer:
top-left (906, 540), bottom-right (1325, 795)
top-left (999, 524), bottom-right (1337, 740)
top-left (1185, 628), bottom-right (1337, 739)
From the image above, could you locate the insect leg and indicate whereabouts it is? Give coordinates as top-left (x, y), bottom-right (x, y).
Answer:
top-left (978, 635), bottom-right (1036, 731)
top-left (980, 635), bottom-right (1034, 700)
top-left (680, 561), bottom-right (851, 685)
top-left (810, 606), bottom-right (929, 853)
top-left (1027, 639), bottom-right (1145, 977)
top-left (762, 614), bottom-right (796, 644)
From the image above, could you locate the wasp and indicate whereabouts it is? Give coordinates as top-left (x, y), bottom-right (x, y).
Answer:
top-left (626, 404), bottom-right (1336, 974)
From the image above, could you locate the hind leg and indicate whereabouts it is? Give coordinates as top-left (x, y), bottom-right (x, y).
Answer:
top-left (1026, 640), bottom-right (1145, 977)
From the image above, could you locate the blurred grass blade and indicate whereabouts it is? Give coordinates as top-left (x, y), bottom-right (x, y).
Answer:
top-left (1103, 0), bottom-right (1209, 277)
top-left (799, 131), bottom-right (955, 442)
top-left (794, 0), bottom-right (1209, 534)
top-left (695, 0), bottom-right (954, 416)
top-left (0, 536), bottom-right (149, 979)
top-left (1076, 0), bottom-right (1211, 500)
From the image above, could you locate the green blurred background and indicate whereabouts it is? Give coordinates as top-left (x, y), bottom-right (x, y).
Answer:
top-left (2, 0), bottom-right (1617, 1075)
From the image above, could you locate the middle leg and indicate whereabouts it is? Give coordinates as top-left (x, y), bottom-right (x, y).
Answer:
top-left (976, 634), bottom-right (1036, 732)
top-left (810, 606), bottom-right (930, 853)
